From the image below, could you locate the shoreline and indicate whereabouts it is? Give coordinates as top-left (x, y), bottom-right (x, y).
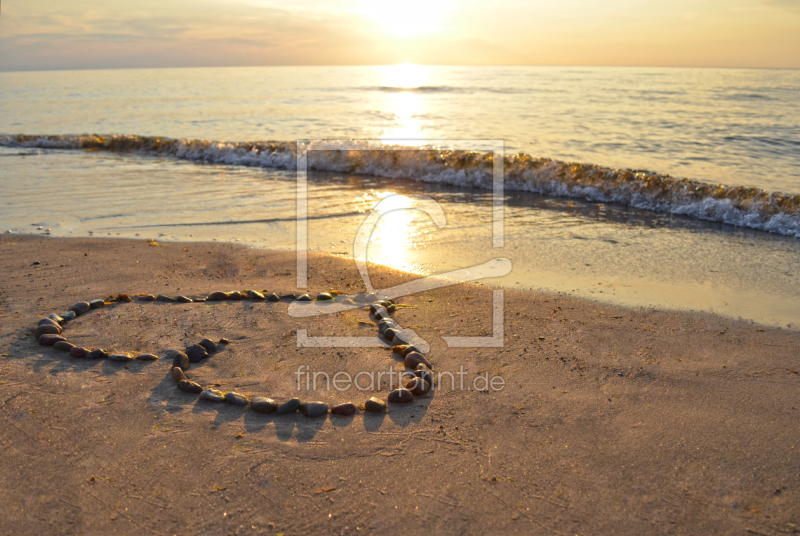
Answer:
top-left (2, 234), bottom-right (799, 534)
top-left (6, 229), bottom-right (799, 332)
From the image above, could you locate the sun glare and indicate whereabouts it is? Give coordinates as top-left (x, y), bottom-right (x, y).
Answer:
top-left (360, 0), bottom-right (453, 38)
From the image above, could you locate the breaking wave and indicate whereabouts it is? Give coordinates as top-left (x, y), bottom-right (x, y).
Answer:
top-left (3, 133), bottom-right (799, 237)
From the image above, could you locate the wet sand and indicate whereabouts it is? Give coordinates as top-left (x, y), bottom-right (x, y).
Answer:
top-left (1, 235), bottom-right (798, 535)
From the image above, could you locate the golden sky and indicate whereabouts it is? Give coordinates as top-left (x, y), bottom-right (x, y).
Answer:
top-left (1, 0), bottom-right (799, 70)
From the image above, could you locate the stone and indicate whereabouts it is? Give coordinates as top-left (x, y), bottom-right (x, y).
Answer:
top-left (300, 401), bottom-right (328, 418)
top-left (228, 291), bottom-right (243, 300)
top-left (402, 345), bottom-right (422, 357)
top-left (39, 334), bottom-right (66, 346)
top-left (199, 389), bottom-right (225, 402)
top-left (171, 367), bottom-right (188, 383)
top-left (170, 351), bottom-right (190, 371)
top-left (219, 338), bottom-right (229, 344)
top-left (330, 403), bottom-right (357, 416)
top-left (69, 301), bottom-right (91, 315)
top-left (370, 304), bottom-right (387, 316)
top-left (266, 293), bottom-right (280, 302)
top-left (275, 398), bottom-right (301, 415)
top-left (156, 294), bottom-right (176, 302)
top-left (281, 293), bottom-right (298, 300)
top-left (185, 344), bottom-right (208, 363)
top-left (364, 397), bottom-right (387, 412)
top-left (382, 328), bottom-right (399, 343)
top-left (87, 348), bottom-right (109, 359)
top-left (176, 295), bottom-right (193, 303)
top-left (224, 392), bottom-right (250, 406)
top-left (109, 353), bottom-right (133, 362)
top-left (178, 380), bottom-right (203, 394)
top-left (206, 291), bottom-right (228, 301)
top-left (53, 341), bottom-right (75, 352)
top-left (61, 311), bottom-right (77, 321)
top-left (405, 351), bottom-right (433, 370)
top-left (38, 318), bottom-right (60, 328)
top-left (247, 290), bottom-right (265, 300)
top-left (388, 388), bottom-right (414, 404)
top-left (296, 294), bottom-right (312, 302)
top-left (251, 397), bottom-right (278, 414)
top-left (70, 347), bottom-right (89, 359)
top-left (198, 338), bottom-right (217, 354)
top-left (316, 293), bottom-right (334, 301)
top-left (403, 377), bottom-right (431, 397)
top-left (137, 353), bottom-right (158, 361)
top-left (414, 365), bottom-right (434, 386)
top-left (48, 313), bottom-right (65, 324)
top-left (37, 324), bottom-right (62, 336)
top-left (137, 294), bottom-right (156, 302)
top-left (378, 319), bottom-right (398, 334)
top-left (89, 299), bottom-right (106, 309)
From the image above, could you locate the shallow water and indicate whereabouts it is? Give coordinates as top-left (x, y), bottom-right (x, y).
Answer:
top-left (3, 147), bottom-right (799, 328)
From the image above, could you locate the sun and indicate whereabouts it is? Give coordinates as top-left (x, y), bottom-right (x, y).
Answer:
top-left (359, 0), bottom-right (453, 38)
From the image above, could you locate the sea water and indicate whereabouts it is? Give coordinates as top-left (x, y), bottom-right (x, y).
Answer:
top-left (1, 65), bottom-right (799, 327)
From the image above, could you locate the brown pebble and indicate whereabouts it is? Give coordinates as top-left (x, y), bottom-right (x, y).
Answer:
top-left (38, 318), bottom-right (61, 328)
top-left (37, 324), bottom-right (62, 336)
top-left (251, 397), bottom-right (278, 413)
top-left (69, 301), bottom-right (91, 315)
top-left (415, 364), bottom-right (434, 386)
top-left (185, 344), bottom-right (208, 363)
top-left (70, 347), bottom-right (89, 359)
top-left (137, 295), bottom-right (156, 302)
top-left (405, 351), bottom-right (433, 370)
top-left (86, 348), bottom-right (109, 359)
top-left (178, 380), bottom-right (203, 394)
top-left (387, 388), bottom-right (414, 403)
top-left (38, 334), bottom-right (66, 346)
top-left (198, 338), bottom-right (217, 354)
top-left (224, 392), bottom-right (250, 406)
top-left (382, 328), bottom-right (399, 342)
top-left (402, 345), bottom-right (422, 357)
top-left (109, 353), bottom-right (133, 362)
top-left (403, 377), bottom-right (431, 397)
top-left (206, 291), bottom-right (228, 301)
top-left (172, 367), bottom-right (188, 383)
top-left (364, 397), bottom-right (387, 412)
top-left (330, 403), bottom-right (357, 416)
top-left (228, 291), bottom-right (243, 300)
top-left (136, 353), bottom-right (158, 361)
top-left (219, 338), bottom-right (229, 344)
top-left (176, 295), bottom-right (193, 303)
top-left (170, 351), bottom-right (190, 370)
top-left (53, 341), bottom-right (75, 352)
top-left (300, 401), bottom-right (328, 418)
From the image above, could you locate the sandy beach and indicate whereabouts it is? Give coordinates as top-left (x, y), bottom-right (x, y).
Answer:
top-left (1, 234), bottom-right (798, 535)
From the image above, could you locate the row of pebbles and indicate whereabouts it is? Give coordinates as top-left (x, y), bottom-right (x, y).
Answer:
top-left (371, 299), bottom-right (437, 402)
top-left (32, 290), bottom-right (437, 417)
top-left (134, 289), bottom-right (362, 304)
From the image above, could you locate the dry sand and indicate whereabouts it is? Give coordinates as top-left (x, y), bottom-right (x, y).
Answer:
top-left (1, 235), bottom-right (798, 535)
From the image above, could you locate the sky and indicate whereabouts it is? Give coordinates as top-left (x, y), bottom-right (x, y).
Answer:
top-left (0, 0), bottom-right (799, 71)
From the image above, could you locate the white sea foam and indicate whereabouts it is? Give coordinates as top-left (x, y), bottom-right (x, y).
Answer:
top-left (3, 134), bottom-right (799, 237)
